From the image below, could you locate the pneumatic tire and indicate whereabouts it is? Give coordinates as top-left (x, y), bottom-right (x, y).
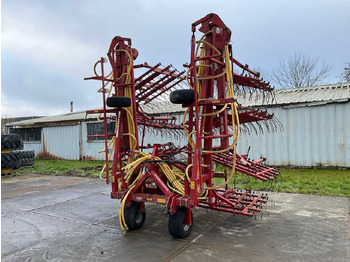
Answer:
top-left (168, 207), bottom-right (193, 239)
top-left (170, 89), bottom-right (195, 104)
top-left (1, 134), bottom-right (23, 150)
top-left (20, 158), bottom-right (35, 167)
top-left (124, 201), bottom-right (146, 230)
top-left (14, 150), bottom-right (35, 159)
top-left (1, 152), bottom-right (21, 169)
top-left (107, 96), bottom-right (131, 108)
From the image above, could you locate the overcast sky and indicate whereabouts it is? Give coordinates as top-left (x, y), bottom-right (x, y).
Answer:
top-left (1, 0), bottom-right (349, 117)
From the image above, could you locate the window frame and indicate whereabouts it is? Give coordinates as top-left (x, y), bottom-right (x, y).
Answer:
top-left (10, 127), bottom-right (42, 142)
top-left (86, 121), bottom-right (116, 142)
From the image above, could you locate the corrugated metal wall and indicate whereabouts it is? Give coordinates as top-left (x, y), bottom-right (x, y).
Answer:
top-left (81, 122), bottom-right (106, 160)
top-left (23, 142), bottom-right (41, 156)
top-left (237, 102), bottom-right (350, 167)
top-left (80, 116), bottom-right (187, 160)
top-left (41, 125), bottom-right (80, 160)
top-left (23, 102), bottom-right (350, 167)
top-left (142, 112), bottom-right (187, 147)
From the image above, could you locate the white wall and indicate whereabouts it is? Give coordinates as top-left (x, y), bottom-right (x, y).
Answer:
top-left (237, 102), bottom-right (350, 167)
top-left (41, 125), bottom-right (80, 160)
top-left (81, 121), bottom-right (106, 160)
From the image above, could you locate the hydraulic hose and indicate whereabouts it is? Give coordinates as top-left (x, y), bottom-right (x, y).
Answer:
top-left (183, 40), bottom-right (241, 190)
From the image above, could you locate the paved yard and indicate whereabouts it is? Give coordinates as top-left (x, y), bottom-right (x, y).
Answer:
top-left (1, 174), bottom-right (349, 261)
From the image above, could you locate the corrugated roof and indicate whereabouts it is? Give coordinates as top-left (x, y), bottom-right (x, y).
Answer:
top-left (239, 82), bottom-right (350, 107)
top-left (7, 110), bottom-right (100, 127)
top-left (146, 83), bottom-right (350, 111)
top-left (6, 104), bottom-right (186, 127)
top-left (7, 83), bottom-right (349, 127)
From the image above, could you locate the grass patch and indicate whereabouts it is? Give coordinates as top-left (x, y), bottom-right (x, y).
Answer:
top-left (213, 168), bottom-right (350, 197)
top-left (11, 159), bottom-right (350, 197)
top-left (13, 159), bottom-right (105, 178)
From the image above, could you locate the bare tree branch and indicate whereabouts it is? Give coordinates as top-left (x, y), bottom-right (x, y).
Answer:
top-left (272, 52), bottom-right (331, 88)
top-left (1, 113), bottom-right (15, 134)
top-left (340, 62), bottom-right (350, 82)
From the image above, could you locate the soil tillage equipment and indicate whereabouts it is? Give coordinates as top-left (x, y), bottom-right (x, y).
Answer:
top-left (85, 13), bottom-right (280, 239)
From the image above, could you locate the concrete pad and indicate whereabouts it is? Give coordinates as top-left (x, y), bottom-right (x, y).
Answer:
top-left (173, 206), bottom-right (348, 261)
top-left (2, 224), bottom-right (180, 262)
top-left (2, 174), bottom-right (349, 261)
top-left (2, 190), bottom-right (89, 214)
top-left (1, 175), bottom-right (94, 199)
top-left (30, 193), bottom-right (118, 223)
top-left (1, 175), bottom-right (109, 216)
top-left (2, 206), bottom-right (227, 262)
top-left (1, 210), bottom-right (87, 257)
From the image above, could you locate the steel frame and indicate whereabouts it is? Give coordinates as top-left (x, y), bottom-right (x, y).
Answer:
top-left (85, 14), bottom-right (280, 237)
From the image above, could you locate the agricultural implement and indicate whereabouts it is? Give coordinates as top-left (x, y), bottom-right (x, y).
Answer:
top-left (85, 13), bottom-right (280, 239)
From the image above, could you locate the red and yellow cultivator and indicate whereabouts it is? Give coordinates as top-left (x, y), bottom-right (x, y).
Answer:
top-left (85, 14), bottom-right (281, 239)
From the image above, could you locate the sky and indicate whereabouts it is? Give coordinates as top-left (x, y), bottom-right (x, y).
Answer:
top-left (1, 0), bottom-right (349, 117)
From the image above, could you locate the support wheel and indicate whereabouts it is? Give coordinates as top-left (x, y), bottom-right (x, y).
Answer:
top-left (170, 89), bottom-right (195, 104)
top-left (124, 201), bottom-right (146, 230)
top-left (168, 208), bottom-right (193, 239)
top-left (107, 96), bottom-right (131, 108)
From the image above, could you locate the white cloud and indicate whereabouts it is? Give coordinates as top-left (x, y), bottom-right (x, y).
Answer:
top-left (1, 93), bottom-right (66, 117)
top-left (1, 0), bottom-right (350, 118)
top-left (2, 11), bottom-right (101, 76)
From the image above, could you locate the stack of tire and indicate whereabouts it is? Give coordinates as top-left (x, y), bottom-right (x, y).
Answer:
top-left (1, 134), bottom-right (35, 173)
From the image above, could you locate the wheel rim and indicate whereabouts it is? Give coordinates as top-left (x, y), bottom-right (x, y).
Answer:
top-left (135, 210), bottom-right (143, 224)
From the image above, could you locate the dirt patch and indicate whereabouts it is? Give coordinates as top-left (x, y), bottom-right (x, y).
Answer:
top-left (58, 166), bottom-right (105, 178)
top-left (80, 166), bottom-right (103, 171)
top-left (5, 170), bottom-right (101, 180)
top-left (55, 170), bottom-right (98, 178)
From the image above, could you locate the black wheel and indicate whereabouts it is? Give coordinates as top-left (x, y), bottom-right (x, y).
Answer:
top-left (20, 158), bottom-right (35, 167)
top-left (1, 134), bottom-right (23, 150)
top-left (170, 89), bottom-right (195, 104)
top-left (14, 150), bottom-right (35, 159)
top-left (107, 96), bottom-right (131, 108)
top-left (168, 207), bottom-right (193, 239)
top-left (14, 157), bottom-right (22, 169)
top-left (124, 201), bottom-right (146, 230)
top-left (1, 152), bottom-right (21, 169)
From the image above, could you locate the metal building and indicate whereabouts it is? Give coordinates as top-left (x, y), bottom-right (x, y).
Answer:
top-left (237, 83), bottom-right (350, 167)
top-left (6, 112), bottom-right (112, 161)
top-left (6, 83), bottom-right (350, 167)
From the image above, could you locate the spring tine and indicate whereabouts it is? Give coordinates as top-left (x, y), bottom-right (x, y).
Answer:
top-left (251, 122), bottom-right (258, 135)
top-left (272, 118), bottom-right (277, 133)
top-left (263, 119), bottom-right (270, 133)
top-left (254, 89), bottom-right (259, 102)
top-left (262, 91), bottom-right (266, 104)
top-left (256, 121), bottom-right (263, 134)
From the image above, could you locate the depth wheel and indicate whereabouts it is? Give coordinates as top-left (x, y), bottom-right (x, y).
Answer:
top-left (124, 201), bottom-right (146, 230)
top-left (170, 89), bottom-right (195, 104)
top-left (168, 208), bottom-right (193, 239)
top-left (107, 96), bottom-right (131, 108)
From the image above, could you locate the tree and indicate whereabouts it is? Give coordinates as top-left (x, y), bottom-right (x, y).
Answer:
top-left (340, 62), bottom-right (350, 82)
top-left (1, 114), bottom-right (15, 134)
top-left (272, 52), bottom-right (331, 89)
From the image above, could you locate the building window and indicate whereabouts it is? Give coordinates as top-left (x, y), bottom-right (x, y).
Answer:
top-left (87, 122), bottom-right (116, 141)
top-left (10, 128), bottom-right (41, 142)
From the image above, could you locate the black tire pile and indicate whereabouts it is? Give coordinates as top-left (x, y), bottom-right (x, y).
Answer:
top-left (1, 134), bottom-right (35, 172)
